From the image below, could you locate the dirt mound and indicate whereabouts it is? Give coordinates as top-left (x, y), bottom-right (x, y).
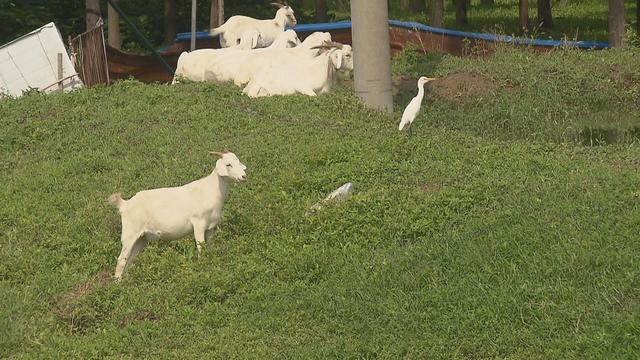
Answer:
top-left (431, 72), bottom-right (497, 103)
top-left (391, 76), bottom-right (421, 97)
top-left (419, 182), bottom-right (441, 193)
top-left (392, 72), bottom-right (498, 105)
top-left (598, 63), bottom-right (639, 89)
top-left (52, 271), bottom-right (112, 332)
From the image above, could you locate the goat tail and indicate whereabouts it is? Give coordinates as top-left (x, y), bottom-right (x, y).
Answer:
top-left (208, 24), bottom-right (225, 36)
top-left (108, 193), bottom-right (124, 210)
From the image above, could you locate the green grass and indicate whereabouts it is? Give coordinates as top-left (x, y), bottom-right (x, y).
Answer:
top-left (390, 0), bottom-right (639, 42)
top-left (392, 45), bottom-right (640, 144)
top-left (1, 48), bottom-right (640, 358)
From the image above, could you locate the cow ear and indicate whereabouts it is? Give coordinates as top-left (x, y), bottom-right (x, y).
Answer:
top-left (215, 159), bottom-right (229, 177)
top-left (332, 51), bottom-right (342, 69)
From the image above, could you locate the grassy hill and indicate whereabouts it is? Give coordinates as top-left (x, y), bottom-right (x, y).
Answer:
top-left (1, 47), bottom-right (639, 358)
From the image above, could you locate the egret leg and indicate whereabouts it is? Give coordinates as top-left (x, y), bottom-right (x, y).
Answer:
top-left (409, 124), bottom-right (413, 137)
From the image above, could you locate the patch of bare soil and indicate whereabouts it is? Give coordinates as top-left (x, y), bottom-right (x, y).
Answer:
top-left (598, 63), bottom-right (638, 89)
top-left (52, 271), bottom-right (112, 333)
top-left (392, 76), bottom-right (420, 97)
top-left (616, 73), bottom-right (637, 88)
top-left (430, 72), bottom-right (498, 103)
top-left (420, 182), bottom-right (441, 193)
top-left (611, 158), bottom-right (640, 170)
top-left (120, 309), bottom-right (161, 327)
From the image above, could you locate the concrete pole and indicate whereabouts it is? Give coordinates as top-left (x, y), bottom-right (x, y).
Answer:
top-left (108, 0), bottom-right (122, 49)
top-left (351, 0), bottom-right (393, 113)
top-left (191, 0), bottom-right (197, 51)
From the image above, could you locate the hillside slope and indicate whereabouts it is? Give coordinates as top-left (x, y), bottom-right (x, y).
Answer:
top-left (1, 48), bottom-right (639, 358)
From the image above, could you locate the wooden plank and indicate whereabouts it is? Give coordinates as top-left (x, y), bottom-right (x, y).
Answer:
top-left (57, 53), bottom-right (63, 90)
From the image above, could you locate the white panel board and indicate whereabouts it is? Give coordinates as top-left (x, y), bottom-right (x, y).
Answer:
top-left (0, 22), bottom-right (83, 98)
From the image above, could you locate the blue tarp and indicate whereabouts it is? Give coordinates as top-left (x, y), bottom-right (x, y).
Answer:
top-left (173, 20), bottom-right (608, 50)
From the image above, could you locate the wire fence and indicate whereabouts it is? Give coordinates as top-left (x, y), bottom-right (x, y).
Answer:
top-left (69, 20), bottom-right (110, 87)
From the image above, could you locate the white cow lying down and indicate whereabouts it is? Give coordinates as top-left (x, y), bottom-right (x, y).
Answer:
top-left (173, 30), bottom-right (300, 84)
top-left (242, 43), bottom-right (354, 98)
top-left (108, 151), bottom-right (247, 280)
top-left (203, 31), bottom-right (333, 87)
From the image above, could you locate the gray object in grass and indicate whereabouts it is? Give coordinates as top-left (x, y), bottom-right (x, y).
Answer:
top-left (308, 182), bottom-right (354, 214)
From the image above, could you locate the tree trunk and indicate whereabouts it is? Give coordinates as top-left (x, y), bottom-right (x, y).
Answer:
top-left (455, 0), bottom-right (468, 26)
top-left (336, 0), bottom-right (349, 13)
top-left (537, 0), bottom-right (553, 29)
top-left (608, 0), bottom-right (625, 47)
top-left (480, 0), bottom-right (494, 5)
top-left (315, 0), bottom-right (328, 22)
top-left (410, 0), bottom-right (424, 12)
top-left (430, 0), bottom-right (444, 27)
top-left (107, 0), bottom-right (121, 49)
top-left (85, 0), bottom-right (101, 30)
top-left (519, 0), bottom-right (529, 31)
top-left (636, 0), bottom-right (639, 37)
top-left (164, 0), bottom-right (177, 44)
top-left (210, 0), bottom-right (225, 29)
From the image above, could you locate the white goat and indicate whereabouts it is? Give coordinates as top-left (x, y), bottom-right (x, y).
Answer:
top-left (172, 29), bottom-right (261, 84)
top-left (210, 2), bottom-right (297, 48)
top-left (242, 43), bottom-right (354, 97)
top-left (300, 31), bottom-right (333, 50)
top-left (203, 32), bottom-right (333, 86)
top-left (172, 30), bottom-right (299, 84)
top-left (108, 151), bottom-right (247, 280)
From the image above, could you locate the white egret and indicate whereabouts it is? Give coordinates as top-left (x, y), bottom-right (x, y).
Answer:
top-left (398, 76), bottom-right (436, 136)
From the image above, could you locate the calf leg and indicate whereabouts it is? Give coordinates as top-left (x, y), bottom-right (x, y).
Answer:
top-left (114, 224), bottom-right (145, 280)
top-left (114, 236), bottom-right (148, 280)
top-left (114, 244), bottom-right (133, 280)
top-left (195, 233), bottom-right (205, 258)
top-left (193, 222), bottom-right (207, 258)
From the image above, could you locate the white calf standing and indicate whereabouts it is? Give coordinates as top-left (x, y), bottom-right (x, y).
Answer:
top-left (209, 2), bottom-right (297, 48)
top-left (108, 151), bottom-right (247, 280)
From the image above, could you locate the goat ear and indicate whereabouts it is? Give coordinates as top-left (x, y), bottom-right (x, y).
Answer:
top-left (252, 34), bottom-right (259, 49)
top-left (215, 159), bottom-right (229, 177)
top-left (332, 51), bottom-right (342, 69)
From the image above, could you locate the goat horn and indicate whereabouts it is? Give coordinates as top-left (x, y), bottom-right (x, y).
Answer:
top-left (270, 2), bottom-right (285, 8)
top-left (310, 44), bottom-right (343, 50)
top-left (314, 41), bottom-right (343, 48)
top-left (209, 151), bottom-right (225, 158)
